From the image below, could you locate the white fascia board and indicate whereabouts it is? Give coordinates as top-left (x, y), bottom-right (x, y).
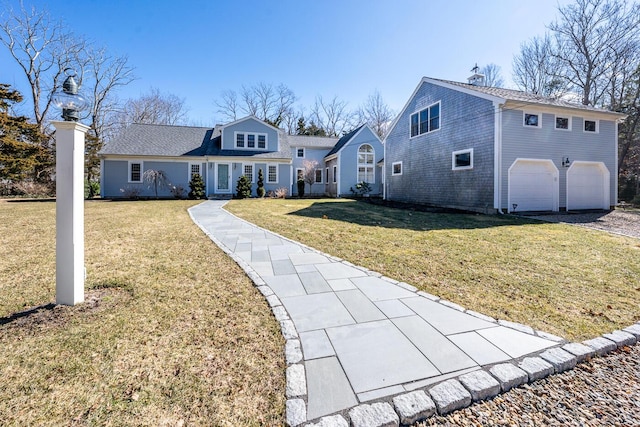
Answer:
top-left (503, 100), bottom-right (626, 121)
top-left (422, 78), bottom-right (506, 104)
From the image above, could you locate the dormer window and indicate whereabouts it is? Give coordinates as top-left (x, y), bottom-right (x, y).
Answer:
top-left (235, 132), bottom-right (268, 150)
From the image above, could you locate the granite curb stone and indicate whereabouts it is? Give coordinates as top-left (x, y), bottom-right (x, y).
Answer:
top-left (583, 336), bottom-right (617, 356)
top-left (518, 357), bottom-right (555, 382)
top-left (489, 363), bottom-right (528, 392)
top-left (392, 390), bottom-right (436, 425)
top-left (539, 347), bottom-right (577, 373)
top-left (428, 379), bottom-right (472, 415)
top-left (286, 364), bottom-right (306, 398)
top-left (602, 330), bottom-right (637, 347)
top-left (438, 300), bottom-right (466, 312)
top-left (285, 339), bottom-right (303, 364)
top-left (304, 415), bottom-right (349, 427)
top-left (562, 342), bottom-right (596, 362)
top-left (464, 310), bottom-right (497, 323)
top-left (535, 330), bottom-right (565, 342)
top-left (458, 370), bottom-right (501, 401)
top-left (623, 323), bottom-right (640, 338)
top-left (498, 319), bottom-right (535, 335)
top-left (286, 399), bottom-right (307, 427)
top-left (349, 402), bottom-right (399, 427)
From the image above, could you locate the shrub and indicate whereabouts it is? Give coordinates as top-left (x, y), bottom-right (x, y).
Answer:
top-left (85, 180), bottom-right (100, 199)
top-left (170, 185), bottom-right (187, 199)
top-left (120, 186), bottom-right (141, 199)
top-left (12, 180), bottom-right (54, 197)
top-left (297, 179), bottom-right (305, 197)
top-left (236, 175), bottom-right (252, 199)
top-left (350, 181), bottom-right (372, 197)
top-left (632, 195), bottom-right (640, 207)
top-left (188, 173), bottom-right (206, 199)
top-left (274, 187), bottom-right (288, 198)
top-left (256, 168), bottom-right (265, 198)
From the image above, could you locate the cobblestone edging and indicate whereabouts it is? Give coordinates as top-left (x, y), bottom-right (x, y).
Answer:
top-left (189, 205), bottom-right (640, 427)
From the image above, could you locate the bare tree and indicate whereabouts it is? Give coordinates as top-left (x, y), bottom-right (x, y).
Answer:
top-left (215, 82), bottom-right (297, 129)
top-left (513, 34), bottom-right (569, 98)
top-left (480, 64), bottom-right (505, 88)
top-left (357, 90), bottom-right (393, 139)
top-left (0, 3), bottom-right (85, 132)
top-left (302, 159), bottom-right (319, 194)
top-left (549, 0), bottom-right (640, 106)
top-left (311, 95), bottom-right (356, 137)
top-left (115, 88), bottom-right (188, 128)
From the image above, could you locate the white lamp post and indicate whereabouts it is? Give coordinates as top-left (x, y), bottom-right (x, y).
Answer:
top-left (51, 69), bottom-right (89, 306)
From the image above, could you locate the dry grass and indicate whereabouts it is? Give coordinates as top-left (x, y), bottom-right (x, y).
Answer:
top-left (227, 198), bottom-right (640, 341)
top-left (0, 200), bottom-right (284, 426)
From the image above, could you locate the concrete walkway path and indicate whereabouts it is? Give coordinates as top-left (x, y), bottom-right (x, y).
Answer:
top-left (189, 201), bottom-right (563, 425)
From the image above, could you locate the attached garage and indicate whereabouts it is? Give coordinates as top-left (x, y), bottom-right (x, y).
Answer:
top-left (566, 161), bottom-right (610, 211)
top-left (508, 159), bottom-right (559, 212)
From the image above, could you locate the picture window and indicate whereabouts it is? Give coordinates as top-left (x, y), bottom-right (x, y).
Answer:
top-left (452, 149), bottom-right (473, 170)
top-left (392, 161), bottom-right (402, 176)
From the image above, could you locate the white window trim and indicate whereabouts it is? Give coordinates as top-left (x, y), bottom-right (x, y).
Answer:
top-left (409, 101), bottom-right (441, 139)
top-left (267, 164), bottom-right (278, 183)
top-left (188, 162), bottom-right (201, 182)
top-left (357, 144), bottom-right (375, 183)
top-left (234, 131), bottom-right (268, 150)
top-left (243, 163), bottom-right (254, 183)
top-left (128, 161), bottom-right (143, 183)
top-left (554, 115), bottom-right (572, 131)
top-left (332, 166), bottom-right (337, 183)
top-left (296, 147), bottom-right (305, 158)
top-left (452, 148), bottom-right (474, 171)
top-left (523, 111), bottom-right (542, 128)
top-left (314, 168), bottom-right (323, 184)
top-left (583, 119), bottom-right (599, 133)
top-left (392, 161), bottom-right (403, 176)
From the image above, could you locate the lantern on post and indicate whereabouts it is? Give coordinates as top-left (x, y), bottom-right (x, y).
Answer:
top-left (51, 69), bottom-right (90, 305)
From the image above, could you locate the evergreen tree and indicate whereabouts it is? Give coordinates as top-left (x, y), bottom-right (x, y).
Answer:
top-left (236, 175), bottom-right (252, 199)
top-left (256, 168), bottom-right (265, 197)
top-left (188, 173), bottom-right (206, 199)
top-left (0, 84), bottom-right (48, 182)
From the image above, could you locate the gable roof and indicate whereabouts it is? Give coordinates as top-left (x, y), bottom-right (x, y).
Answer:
top-left (386, 76), bottom-right (626, 141)
top-left (324, 125), bottom-right (365, 158)
top-left (428, 78), bottom-right (625, 117)
top-left (99, 122), bottom-right (292, 159)
top-left (286, 134), bottom-right (339, 148)
top-left (100, 123), bottom-right (213, 157)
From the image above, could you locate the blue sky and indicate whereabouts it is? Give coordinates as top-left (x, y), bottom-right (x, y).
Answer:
top-left (1, 0), bottom-right (570, 126)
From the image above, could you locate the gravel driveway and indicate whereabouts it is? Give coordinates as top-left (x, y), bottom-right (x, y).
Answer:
top-left (527, 209), bottom-right (640, 239)
top-left (419, 345), bottom-right (640, 426)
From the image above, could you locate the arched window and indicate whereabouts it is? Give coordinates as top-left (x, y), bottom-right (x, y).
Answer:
top-left (357, 144), bottom-right (374, 182)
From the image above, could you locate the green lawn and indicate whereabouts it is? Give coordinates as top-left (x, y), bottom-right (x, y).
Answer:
top-left (227, 198), bottom-right (640, 341)
top-left (0, 200), bottom-right (284, 426)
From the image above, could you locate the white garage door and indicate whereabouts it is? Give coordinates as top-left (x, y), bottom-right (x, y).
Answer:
top-left (566, 161), bottom-right (610, 211)
top-left (508, 159), bottom-right (559, 212)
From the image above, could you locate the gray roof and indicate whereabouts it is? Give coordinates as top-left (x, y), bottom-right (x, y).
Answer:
top-left (430, 78), bottom-right (623, 116)
top-left (100, 123), bottom-right (292, 159)
top-left (325, 125), bottom-right (365, 158)
top-left (286, 134), bottom-right (339, 148)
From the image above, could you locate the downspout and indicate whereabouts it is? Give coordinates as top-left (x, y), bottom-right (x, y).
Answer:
top-left (493, 101), bottom-right (505, 214)
top-left (382, 139), bottom-right (386, 200)
top-left (99, 158), bottom-right (104, 198)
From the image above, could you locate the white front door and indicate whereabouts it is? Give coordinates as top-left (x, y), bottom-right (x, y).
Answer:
top-left (216, 163), bottom-right (231, 193)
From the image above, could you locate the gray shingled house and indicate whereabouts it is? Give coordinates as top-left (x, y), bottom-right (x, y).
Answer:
top-left (384, 75), bottom-right (626, 213)
top-left (99, 115), bottom-right (383, 199)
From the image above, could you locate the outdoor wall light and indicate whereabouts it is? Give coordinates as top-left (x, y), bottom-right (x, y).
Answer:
top-left (52, 68), bottom-right (89, 121)
top-left (562, 156), bottom-right (571, 167)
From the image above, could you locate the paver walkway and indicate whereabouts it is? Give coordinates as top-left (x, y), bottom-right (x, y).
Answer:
top-left (189, 201), bottom-right (561, 423)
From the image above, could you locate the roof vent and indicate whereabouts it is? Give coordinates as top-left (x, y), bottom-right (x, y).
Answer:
top-left (468, 63), bottom-right (486, 86)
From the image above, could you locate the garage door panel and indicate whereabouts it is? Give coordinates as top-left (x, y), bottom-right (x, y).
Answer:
top-left (509, 160), bottom-right (558, 212)
top-left (567, 162), bottom-right (609, 210)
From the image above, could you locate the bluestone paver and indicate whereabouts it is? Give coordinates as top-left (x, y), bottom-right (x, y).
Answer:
top-left (298, 271), bottom-right (332, 294)
top-left (281, 293), bottom-right (355, 332)
top-left (336, 289), bottom-right (387, 323)
top-left (299, 330), bottom-right (335, 359)
top-left (375, 299), bottom-right (415, 318)
top-left (477, 326), bottom-right (557, 358)
top-left (447, 331), bottom-right (511, 366)
top-left (401, 297), bottom-right (495, 335)
top-left (306, 357), bottom-right (358, 420)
